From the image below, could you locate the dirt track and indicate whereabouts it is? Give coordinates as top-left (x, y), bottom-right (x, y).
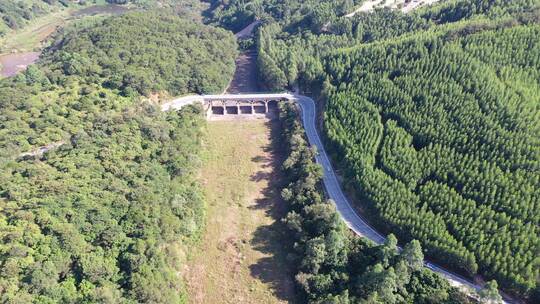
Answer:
top-left (226, 49), bottom-right (259, 94)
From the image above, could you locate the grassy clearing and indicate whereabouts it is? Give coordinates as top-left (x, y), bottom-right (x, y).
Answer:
top-left (0, 2), bottom-right (129, 54)
top-left (184, 120), bottom-right (296, 304)
top-left (0, 10), bottom-right (70, 53)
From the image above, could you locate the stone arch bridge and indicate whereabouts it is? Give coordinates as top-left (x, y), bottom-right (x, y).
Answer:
top-left (161, 93), bottom-right (293, 118)
top-left (206, 95), bottom-right (282, 116)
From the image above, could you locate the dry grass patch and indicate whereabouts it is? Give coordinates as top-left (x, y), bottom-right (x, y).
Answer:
top-left (184, 120), bottom-right (296, 304)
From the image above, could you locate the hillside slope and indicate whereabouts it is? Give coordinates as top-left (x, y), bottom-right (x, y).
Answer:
top-left (323, 23), bottom-right (539, 298)
top-left (0, 11), bottom-right (236, 302)
top-left (251, 0), bottom-right (539, 301)
top-left (0, 11), bottom-right (236, 154)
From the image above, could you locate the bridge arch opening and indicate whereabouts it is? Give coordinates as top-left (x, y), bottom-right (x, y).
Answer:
top-left (240, 106), bottom-right (253, 114)
top-left (252, 101), bottom-right (266, 114)
top-left (212, 106), bottom-right (224, 115)
top-left (268, 100), bottom-right (278, 111)
top-left (253, 106), bottom-right (265, 114)
top-left (226, 106), bottom-right (238, 115)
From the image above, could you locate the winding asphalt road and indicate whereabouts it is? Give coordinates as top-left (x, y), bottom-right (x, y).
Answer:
top-left (162, 93), bottom-right (517, 303)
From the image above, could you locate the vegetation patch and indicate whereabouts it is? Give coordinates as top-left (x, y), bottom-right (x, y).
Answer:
top-left (322, 23), bottom-right (539, 299)
top-left (277, 102), bottom-right (496, 303)
top-left (251, 0), bottom-right (539, 300)
top-left (0, 11), bottom-right (236, 154)
top-left (0, 9), bottom-right (235, 302)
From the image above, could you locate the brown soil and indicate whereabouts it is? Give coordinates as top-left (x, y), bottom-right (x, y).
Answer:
top-left (0, 52), bottom-right (40, 77)
top-left (226, 49), bottom-right (259, 94)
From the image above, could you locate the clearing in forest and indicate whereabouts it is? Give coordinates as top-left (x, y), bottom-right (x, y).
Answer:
top-left (184, 120), bottom-right (295, 304)
top-left (346, 0), bottom-right (443, 16)
top-left (0, 11), bottom-right (67, 54)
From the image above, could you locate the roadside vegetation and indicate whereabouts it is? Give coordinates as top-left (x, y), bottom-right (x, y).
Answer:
top-left (211, 0), bottom-right (540, 301)
top-left (0, 10), bottom-right (236, 302)
top-left (277, 102), bottom-right (500, 303)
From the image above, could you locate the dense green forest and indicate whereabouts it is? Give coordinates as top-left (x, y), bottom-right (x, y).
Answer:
top-left (255, 0), bottom-right (540, 91)
top-left (250, 0), bottom-right (540, 301)
top-left (0, 11), bottom-right (236, 302)
top-left (323, 23), bottom-right (540, 298)
top-left (204, 0), bottom-right (364, 32)
top-left (278, 102), bottom-right (504, 304)
top-left (43, 10), bottom-right (236, 96)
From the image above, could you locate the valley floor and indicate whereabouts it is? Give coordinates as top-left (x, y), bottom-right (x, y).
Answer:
top-left (183, 120), bottom-right (296, 304)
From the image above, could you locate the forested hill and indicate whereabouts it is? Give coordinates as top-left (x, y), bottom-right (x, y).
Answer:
top-left (249, 0), bottom-right (540, 301)
top-left (204, 0), bottom-right (364, 32)
top-left (42, 11), bottom-right (236, 96)
top-left (0, 11), bottom-right (236, 155)
top-left (323, 23), bottom-right (540, 299)
top-left (0, 11), bottom-right (236, 302)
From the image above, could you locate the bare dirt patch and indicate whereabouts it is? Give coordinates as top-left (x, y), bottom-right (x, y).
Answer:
top-left (0, 52), bottom-right (40, 77)
top-left (184, 120), bottom-right (296, 304)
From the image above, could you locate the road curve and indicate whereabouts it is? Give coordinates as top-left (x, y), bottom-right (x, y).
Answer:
top-left (162, 93), bottom-right (513, 303)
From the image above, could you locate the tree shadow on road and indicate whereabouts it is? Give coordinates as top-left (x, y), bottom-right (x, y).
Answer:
top-left (248, 119), bottom-right (298, 303)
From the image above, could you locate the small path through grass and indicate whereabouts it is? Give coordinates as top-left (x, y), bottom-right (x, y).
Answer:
top-left (184, 120), bottom-right (295, 304)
